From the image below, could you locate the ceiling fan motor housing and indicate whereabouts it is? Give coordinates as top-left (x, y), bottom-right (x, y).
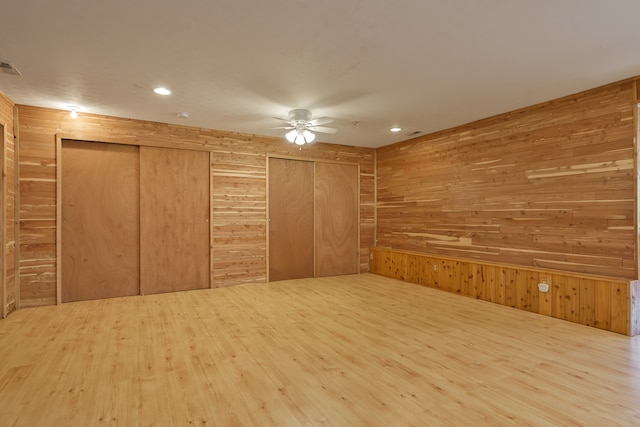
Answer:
top-left (289, 109), bottom-right (312, 122)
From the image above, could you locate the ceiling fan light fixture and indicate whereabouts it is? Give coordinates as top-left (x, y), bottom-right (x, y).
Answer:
top-left (302, 130), bottom-right (315, 143)
top-left (285, 129), bottom-right (298, 143)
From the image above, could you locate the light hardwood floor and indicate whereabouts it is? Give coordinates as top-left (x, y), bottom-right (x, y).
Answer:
top-left (0, 274), bottom-right (638, 426)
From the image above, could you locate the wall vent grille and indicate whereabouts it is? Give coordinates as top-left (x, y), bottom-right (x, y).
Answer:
top-left (0, 61), bottom-right (21, 76)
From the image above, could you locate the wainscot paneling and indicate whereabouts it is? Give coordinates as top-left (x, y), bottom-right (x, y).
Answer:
top-left (16, 105), bottom-right (375, 307)
top-left (376, 78), bottom-right (638, 279)
top-left (370, 248), bottom-right (637, 336)
top-left (0, 91), bottom-right (17, 316)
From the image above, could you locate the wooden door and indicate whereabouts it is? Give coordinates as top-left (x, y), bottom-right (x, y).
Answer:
top-left (314, 162), bottom-right (359, 277)
top-left (61, 140), bottom-right (140, 302)
top-left (268, 158), bottom-right (315, 281)
top-left (140, 146), bottom-right (210, 294)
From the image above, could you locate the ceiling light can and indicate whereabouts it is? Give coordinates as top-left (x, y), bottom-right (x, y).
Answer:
top-left (154, 87), bottom-right (171, 96)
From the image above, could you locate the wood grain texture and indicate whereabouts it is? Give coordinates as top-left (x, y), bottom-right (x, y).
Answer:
top-left (1, 123), bottom-right (5, 317)
top-left (15, 105), bottom-right (374, 305)
top-left (268, 158), bottom-right (314, 281)
top-left (371, 247), bottom-right (635, 335)
top-left (376, 78), bottom-right (637, 279)
top-left (0, 92), bottom-right (16, 316)
top-left (140, 146), bottom-right (210, 294)
top-left (314, 162), bottom-right (359, 277)
top-left (0, 274), bottom-right (638, 425)
top-left (61, 140), bottom-right (140, 302)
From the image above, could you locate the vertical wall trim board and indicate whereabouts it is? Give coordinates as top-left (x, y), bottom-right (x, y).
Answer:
top-left (13, 107), bottom-right (19, 310)
top-left (55, 135), bottom-right (62, 304)
top-left (210, 151), bottom-right (214, 288)
top-left (1, 123), bottom-right (6, 318)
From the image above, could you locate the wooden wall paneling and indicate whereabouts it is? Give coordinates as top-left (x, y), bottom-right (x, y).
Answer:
top-left (1, 123), bottom-right (5, 318)
top-left (369, 248), bottom-right (635, 335)
top-left (314, 162), bottom-right (359, 277)
top-left (451, 260), bottom-right (463, 294)
top-left (467, 262), bottom-right (479, 298)
top-left (268, 158), bottom-right (315, 281)
top-left (56, 135), bottom-right (61, 304)
top-left (382, 250), bottom-right (406, 281)
top-left (515, 270), bottom-right (538, 313)
top-left (488, 264), bottom-right (498, 302)
top-left (594, 281), bottom-right (612, 331)
top-left (12, 106), bottom-right (19, 311)
top-left (496, 267), bottom-right (507, 305)
top-left (0, 93), bottom-right (17, 316)
top-left (209, 151), bottom-right (214, 288)
top-left (140, 146), bottom-right (211, 294)
top-left (459, 261), bottom-right (470, 295)
top-left (579, 278), bottom-right (596, 327)
top-left (61, 140), bottom-right (140, 302)
top-left (610, 282), bottom-right (628, 335)
top-left (563, 276), bottom-right (580, 323)
top-left (405, 253), bottom-right (422, 285)
top-left (10, 105), bottom-right (362, 304)
top-left (474, 264), bottom-right (491, 301)
top-left (376, 79), bottom-right (637, 279)
top-left (538, 276), bottom-right (552, 317)
top-left (428, 257), bottom-right (440, 288)
top-left (503, 268), bottom-right (517, 308)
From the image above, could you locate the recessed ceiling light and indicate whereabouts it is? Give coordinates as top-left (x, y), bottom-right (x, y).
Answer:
top-left (390, 127), bottom-right (402, 132)
top-left (154, 87), bottom-right (171, 96)
top-left (66, 105), bottom-right (80, 119)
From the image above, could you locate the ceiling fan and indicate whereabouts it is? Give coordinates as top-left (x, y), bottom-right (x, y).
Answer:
top-left (273, 109), bottom-right (338, 145)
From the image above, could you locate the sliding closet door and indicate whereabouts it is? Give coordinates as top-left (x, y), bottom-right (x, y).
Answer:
top-left (315, 162), bottom-right (359, 277)
top-left (61, 140), bottom-right (140, 302)
top-left (140, 146), bottom-right (210, 294)
top-left (268, 158), bottom-right (315, 281)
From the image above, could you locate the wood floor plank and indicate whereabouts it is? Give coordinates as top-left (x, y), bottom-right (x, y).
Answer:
top-left (0, 274), bottom-right (638, 426)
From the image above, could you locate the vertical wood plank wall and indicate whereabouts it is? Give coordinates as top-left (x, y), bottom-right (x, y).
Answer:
top-left (0, 92), bottom-right (16, 316)
top-left (376, 79), bottom-right (638, 279)
top-left (15, 105), bottom-right (375, 307)
top-left (370, 248), bottom-right (637, 335)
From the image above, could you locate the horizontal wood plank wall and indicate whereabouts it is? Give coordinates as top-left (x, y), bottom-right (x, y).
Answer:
top-left (370, 247), bottom-right (636, 335)
top-left (16, 105), bottom-right (375, 307)
top-left (376, 78), bottom-right (637, 279)
top-left (0, 92), bottom-right (16, 316)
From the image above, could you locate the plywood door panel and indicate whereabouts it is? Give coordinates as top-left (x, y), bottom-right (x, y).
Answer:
top-left (268, 158), bottom-right (314, 281)
top-left (61, 140), bottom-right (140, 302)
top-left (140, 147), bottom-right (210, 294)
top-left (314, 162), bottom-right (359, 277)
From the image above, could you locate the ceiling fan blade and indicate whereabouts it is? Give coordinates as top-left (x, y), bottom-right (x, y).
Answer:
top-left (308, 126), bottom-right (338, 134)
top-left (272, 116), bottom-right (292, 123)
top-left (269, 126), bottom-right (294, 130)
top-left (309, 117), bottom-right (333, 126)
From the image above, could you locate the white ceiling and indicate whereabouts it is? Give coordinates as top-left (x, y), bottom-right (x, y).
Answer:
top-left (1, 0), bottom-right (640, 148)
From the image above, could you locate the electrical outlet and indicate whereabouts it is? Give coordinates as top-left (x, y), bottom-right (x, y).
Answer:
top-left (538, 281), bottom-right (549, 293)
top-left (433, 264), bottom-right (438, 272)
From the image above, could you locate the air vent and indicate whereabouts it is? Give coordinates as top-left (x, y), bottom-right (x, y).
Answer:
top-left (0, 61), bottom-right (21, 76)
top-left (405, 130), bottom-right (422, 137)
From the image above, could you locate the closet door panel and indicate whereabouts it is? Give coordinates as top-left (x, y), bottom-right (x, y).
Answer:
top-left (140, 146), bottom-right (210, 294)
top-left (315, 162), bottom-right (359, 277)
top-left (268, 158), bottom-right (314, 281)
top-left (61, 140), bottom-right (140, 302)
